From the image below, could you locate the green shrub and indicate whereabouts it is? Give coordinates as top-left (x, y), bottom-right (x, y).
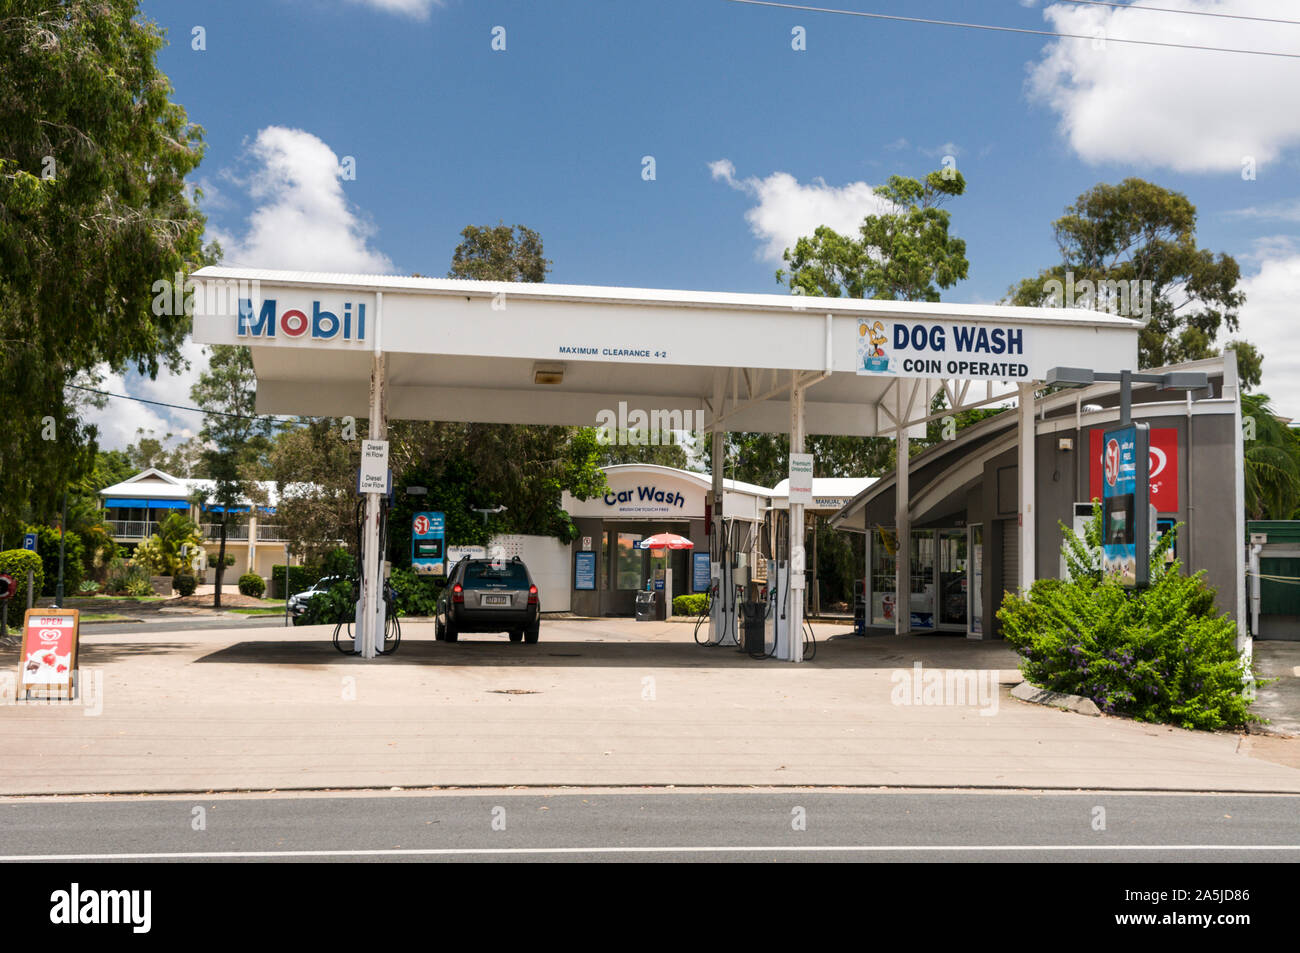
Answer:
top-left (321, 546), bottom-right (354, 577)
top-left (293, 579), bottom-right (356, 626)
top-left (271, 564), bottom-right (324, 599)
top-left (998, 505), bottom-right (1254, 731)
top-left (389, 567), bottom-right (443, 617)
top-left (104, 556), bottom-right (151, 596)
top-left (673, 593), bottom-right (710, 616)
top-left (237, 573), bottom-right (266, 598)
top-left (124, 575), bottom-right (154, 597)
top-left (77, 580), bottom-right (99, 595)
top-left (0, 549), bottom-right (43, 606)
top-left (173, 573), bottom-right (198, 597)
top-left (27, 525), bottom-right (85, 595)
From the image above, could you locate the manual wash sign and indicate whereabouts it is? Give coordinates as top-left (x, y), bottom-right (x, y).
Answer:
top-left (856, 319), bottom-right (1032, 381)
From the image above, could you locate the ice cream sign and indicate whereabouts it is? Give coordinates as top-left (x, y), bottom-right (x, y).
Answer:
top-left (856, 319), bottom-right (1032, 381)
top-left (18, 609), bottom-right (80, 697)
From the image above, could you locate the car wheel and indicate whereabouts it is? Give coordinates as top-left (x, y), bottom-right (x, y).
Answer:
top-left (524, 624), bottom-right (540, 644)
top-left (445, 623), bottom-right (459, 643)
top-left (508, 629), bottom-right (523, 642)
top-left (435, 616), bottom-right (445, 641)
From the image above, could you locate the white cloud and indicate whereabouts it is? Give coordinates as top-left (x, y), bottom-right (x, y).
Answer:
top-left (345, 0), bottom-right (444, 18)
top-left (920, 141), bottom-right (962, 158)
top-left (216, 126), bottom-right (393, 273)
top-left (1229, 199), bottom-right (1300, 223)
top-left (710, 160), bottom-right (895, 263)
top-left (78, 126), bottom-right (394, 454)
top-left (76, 367), bottom-right (171, 450)
top-left (1236, 253), bottom-right (1300, 418)
top-left (1028, 1), bottom-right (1300, 172)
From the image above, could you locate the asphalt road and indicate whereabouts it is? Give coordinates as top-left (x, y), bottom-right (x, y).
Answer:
top-left (2, 791), bottom-right (1297, 862)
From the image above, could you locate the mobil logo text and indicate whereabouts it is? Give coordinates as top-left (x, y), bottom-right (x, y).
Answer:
top-left (236, 298), bottom-right (367, 342)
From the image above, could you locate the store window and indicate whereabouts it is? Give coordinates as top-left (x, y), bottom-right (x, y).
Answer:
top-left (910, 529), bottom-right (935, 629)
top-left (870, 527), bottom-right (897, 625)
top-left (615, 532), bottom-right (644, 590)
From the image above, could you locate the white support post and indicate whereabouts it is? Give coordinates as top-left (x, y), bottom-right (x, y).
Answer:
top-left (709, 373), bottom-right (732, 645)
top-left (894, 384), bottom-right (911, 635)
top-left (358, 294), bottom-right (386, 659)
top-left (789, 371), bottom-right (807, 662)
top-left (1017, 382), bottom-right (1036, 594)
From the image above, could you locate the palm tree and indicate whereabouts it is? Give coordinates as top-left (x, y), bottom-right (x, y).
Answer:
top-left (1241, 393), bottom-right (1300, 520)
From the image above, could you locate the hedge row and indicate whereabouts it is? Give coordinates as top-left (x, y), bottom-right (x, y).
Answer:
top-left (270, 564), bottom-right (325, 600)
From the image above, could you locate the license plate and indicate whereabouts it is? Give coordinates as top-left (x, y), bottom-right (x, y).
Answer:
top-left (482, 595), bottom-right (509, 606)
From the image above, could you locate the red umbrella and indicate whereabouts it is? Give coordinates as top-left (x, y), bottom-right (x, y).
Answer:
top-left (640, 532), bottom-right (694, 551)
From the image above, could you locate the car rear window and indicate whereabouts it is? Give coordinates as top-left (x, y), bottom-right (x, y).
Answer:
top-left (462, 563), bottom-right (529, 588)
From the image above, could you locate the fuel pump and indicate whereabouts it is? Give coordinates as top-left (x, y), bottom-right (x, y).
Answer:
top-left (707, 519), bottom-right (739, 647)
top-left (334, 494), bottom-right (401, 655)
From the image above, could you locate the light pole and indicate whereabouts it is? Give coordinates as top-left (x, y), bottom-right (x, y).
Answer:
top-left (54, 490), bottom-right (68, 608)
top-left (1045, 367), bottom-right (1209, 427)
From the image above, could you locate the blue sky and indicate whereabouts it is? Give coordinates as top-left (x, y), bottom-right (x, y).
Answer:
top-left (92, 0), bottom-right (1300, 446)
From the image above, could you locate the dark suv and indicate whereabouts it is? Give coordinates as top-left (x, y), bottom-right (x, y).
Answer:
top-left (436, 556), bottom-right (541, 643)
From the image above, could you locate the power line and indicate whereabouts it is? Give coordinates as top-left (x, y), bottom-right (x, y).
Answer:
top-left (1060, 0), bottom-right (1300, 28)
top-left (65, 383), bottom-right (292, 422)
top-left (723, 0), bottom-right (1300, 59)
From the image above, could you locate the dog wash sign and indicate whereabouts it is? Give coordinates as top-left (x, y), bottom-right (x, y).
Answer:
top-left (857, 319), bottom-right (1032, 381)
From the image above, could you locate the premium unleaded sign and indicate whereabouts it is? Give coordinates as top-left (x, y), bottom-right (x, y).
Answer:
top-left (788, 453), bottom-right (814, 505)
top-left (19, 609), bottom-right (80, 697)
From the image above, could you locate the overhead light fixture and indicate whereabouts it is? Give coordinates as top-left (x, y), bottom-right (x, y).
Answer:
top-left (533, 362), bottom-right (565, 385)
top-left (1045, 367), bottom-right (1095, 388)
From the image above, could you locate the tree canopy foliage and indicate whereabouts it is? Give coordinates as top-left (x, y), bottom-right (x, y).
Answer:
top-left (1, 1), bottom-right (212, 537)
top-left (1005, 178), bottom-right (1258, 386)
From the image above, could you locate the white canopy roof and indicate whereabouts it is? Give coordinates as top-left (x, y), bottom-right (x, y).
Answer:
top-left (190, 267), bottom-right (1141, 438)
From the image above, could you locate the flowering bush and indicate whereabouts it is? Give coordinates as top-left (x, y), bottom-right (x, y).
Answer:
top-left (998, 504), bottom-right (1255, 730)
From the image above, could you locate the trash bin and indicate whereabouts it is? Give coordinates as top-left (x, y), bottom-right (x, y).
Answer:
top-left (741, 601), bottom-right (767, 655)
top-left (634, 590), bottom-right (657, 622)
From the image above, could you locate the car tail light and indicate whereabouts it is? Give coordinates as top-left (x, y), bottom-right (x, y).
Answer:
top-left (452, 583), bottom-right (464, 604)
top-left (527, 584), bottom-right (538, 605)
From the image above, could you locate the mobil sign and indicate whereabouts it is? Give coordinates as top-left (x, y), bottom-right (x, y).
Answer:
top-left (236, 296), bottom-right (368, 342)
top-left (1091, 427), bottom-right (1178, 511)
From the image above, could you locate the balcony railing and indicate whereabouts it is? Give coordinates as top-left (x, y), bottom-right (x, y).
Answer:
top-left (256, 524), bottom-right (288, 542)
top-left (202, 522), bottom-right (250, 541)
top-left (106, 520), bottom-right (160, 540)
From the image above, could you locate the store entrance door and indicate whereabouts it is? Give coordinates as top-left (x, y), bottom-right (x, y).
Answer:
top-left (936, 528), bottom-right (968, 631)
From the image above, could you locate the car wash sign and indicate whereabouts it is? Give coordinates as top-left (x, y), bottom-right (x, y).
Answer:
top-left (236, 296), bottom-right (368, 343)
top-left (857, 319), bottom-right (1031, 381)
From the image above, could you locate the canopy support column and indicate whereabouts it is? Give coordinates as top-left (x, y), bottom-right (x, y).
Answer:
top-left (894, 384), bottom-right (911, 636)
top-left (358, 294), bottom-right (386, 659)
top-left (788, 370), bottom-right (807, 662)
top-left (1018, 382), bottom-right (1036, 594)
top-left (709, 373), bottom-right (734, 645)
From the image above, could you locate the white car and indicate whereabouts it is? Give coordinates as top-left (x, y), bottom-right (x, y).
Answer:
top-left (288, 575), bottom-right (346, 616)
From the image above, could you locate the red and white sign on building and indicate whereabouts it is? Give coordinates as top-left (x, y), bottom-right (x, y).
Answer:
top-left (18, 609), bottom-right (80, 697)
top-left (1091, 428), bottom-right (1179, 511)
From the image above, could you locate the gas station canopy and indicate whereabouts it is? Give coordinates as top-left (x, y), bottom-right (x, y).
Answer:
top-left (190, 266), bottom-right (1141, 660)
top-left (190, 267), bottom-right (1140, 437)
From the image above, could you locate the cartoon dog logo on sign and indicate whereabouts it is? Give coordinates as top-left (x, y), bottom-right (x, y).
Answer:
top-left (858, 320), bottom-right (891, 373)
